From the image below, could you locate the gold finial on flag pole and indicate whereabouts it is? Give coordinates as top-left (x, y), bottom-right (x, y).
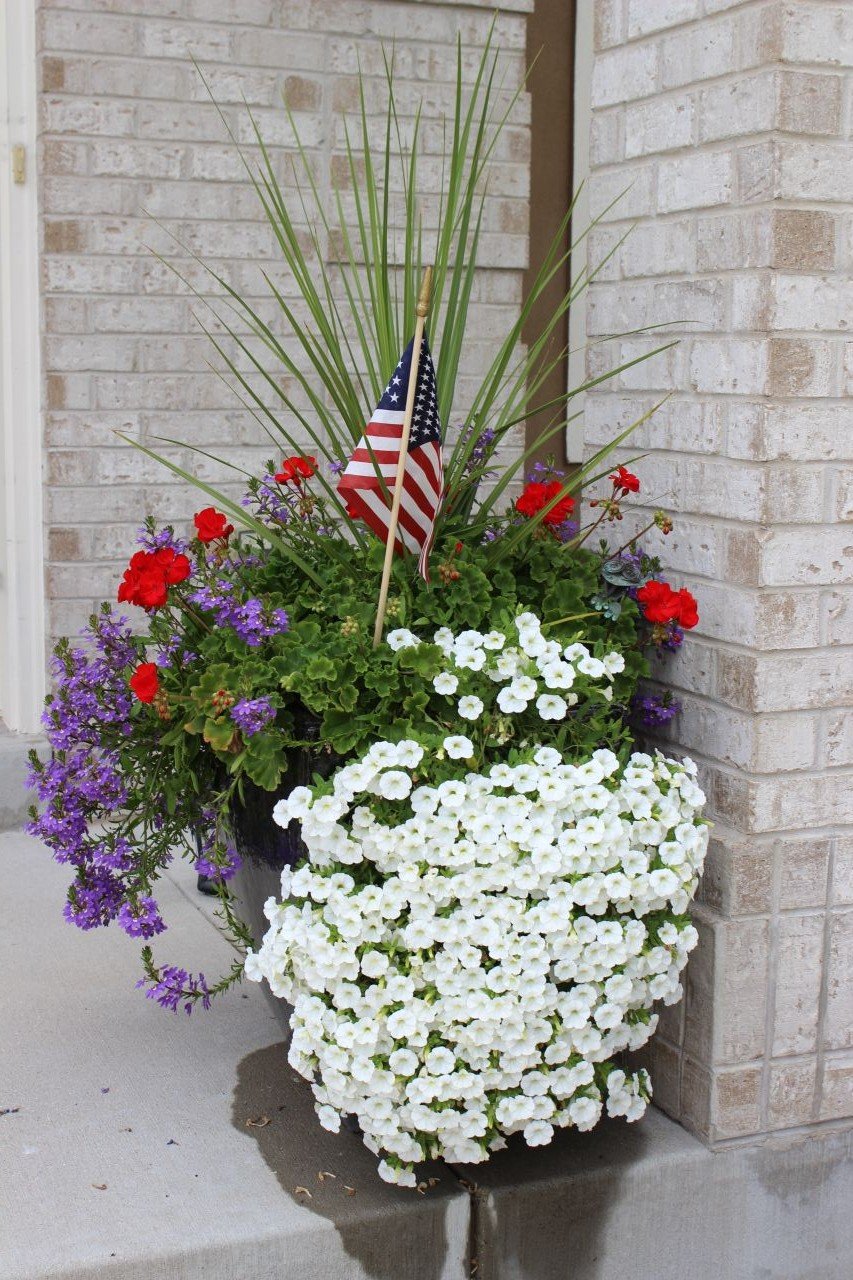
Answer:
top-left (372, 266), bottom-right (434, 649)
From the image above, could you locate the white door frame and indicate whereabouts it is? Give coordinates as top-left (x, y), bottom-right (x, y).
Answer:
top-left (0, 0), bottom-right (45, 733)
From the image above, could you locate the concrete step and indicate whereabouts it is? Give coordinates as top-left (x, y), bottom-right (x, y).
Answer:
top-left (4, 831), bottom-right (852, 1280)
top-left (460, 1104), bottom-right (853, 1280)
top-left (0, 724), bottom-right (45, 831)
top-left (0, 834), bottom-right (470, 1280)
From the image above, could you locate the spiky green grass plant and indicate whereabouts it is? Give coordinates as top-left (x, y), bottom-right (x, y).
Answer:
top-left (128, 28), bottom-right (673, 583)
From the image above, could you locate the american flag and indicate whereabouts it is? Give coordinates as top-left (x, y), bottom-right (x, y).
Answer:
top-left (338, 334), bottom-right (443, 581)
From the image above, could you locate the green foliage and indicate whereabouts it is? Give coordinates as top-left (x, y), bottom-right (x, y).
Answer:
top-left (153, 532), bottom-right (651, 778)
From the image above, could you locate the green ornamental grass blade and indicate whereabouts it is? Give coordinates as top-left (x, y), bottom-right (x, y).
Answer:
top-left (129, 40), bottom-right (675, 579)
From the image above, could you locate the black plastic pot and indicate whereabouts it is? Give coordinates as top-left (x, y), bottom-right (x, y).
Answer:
top-left (227, 713), bottom-right (342, 1025)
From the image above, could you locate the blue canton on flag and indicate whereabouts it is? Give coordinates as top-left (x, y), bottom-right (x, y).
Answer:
top-left (338, 334), bottom-right (444, 581)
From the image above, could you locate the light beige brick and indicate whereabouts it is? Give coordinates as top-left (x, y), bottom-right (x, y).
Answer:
top-left (621, 219), bottom-right (696, 278)
top-left (768, 1059), bottom-right (817, 1130)
top-left (689, 337), bottom-right (767, 395)
top-left (591, 42), bottom-right (658, 108)
top-left (699, 833), bottom-right (773, 918)
top-left (819, 1055), bottom-right (853, 1122)
top-left (777, 139), bottom-right (853, 202)
top-left (628, 0), bottom-right (700, 37)
top-left (825, 912), bottom-right (853, 1050)
top-left (712, 1065), bottom-right (762, 1139)
top-left (767, 337), bottom-right (838, 397)
top-left (659, 17), bottom-right (736, 91)
top-left (751, 772), bottom-right (853, 833)
top-left (658, 150), bottom-right (733, 211)
top-left (779, 839), bottom-right (831, 911)
top-left (759, 527), bottom-right (853, 587)
top-left (781, 3), bottom-right (853, 68)
top-left (773, 915), bottom-right (825, 1056)
top-left (625, 94), bottom-right (694, 158)
top-left (699, 72), bottom-right (775, 143)
top-left (771, 275), bottom-right (851, 333)
top-left (594, 0), bottom-right (624, 52)
top-left (715, 919), bottom-right (771, 1064)
top-left (778, 70), bottom-right (844, 136)
top-left (832, 840), bottom-right (853, 907)
top-left (770, 209), bottom-right (837, 272)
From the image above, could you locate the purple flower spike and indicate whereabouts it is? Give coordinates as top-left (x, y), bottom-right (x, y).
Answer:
top-left (137, 966), bottom-right (212, 1015)
top-left (631, 691), bottom-right (681, 727)
top-left (231, 697), bottom-right (276, 737)
top-left (118, 895), bottom-right (167, 940)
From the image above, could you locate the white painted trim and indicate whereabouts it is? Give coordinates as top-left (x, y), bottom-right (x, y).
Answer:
top-left (566, 0), bottom-right (593, 465)
top-left (0, 1), bottom-right (45, 733)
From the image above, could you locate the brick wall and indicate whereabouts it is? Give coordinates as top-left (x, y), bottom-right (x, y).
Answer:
top-left (36, 0), bottom-right (532, 641)
top-left (585, 0), bottom-right (853, 1143)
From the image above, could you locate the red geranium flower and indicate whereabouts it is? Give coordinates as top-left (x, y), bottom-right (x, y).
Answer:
top-left (673, 587), bottom-right (699, 629)
top-left (636, 580), bottom-right (699, 630)
top-left (129, 662), bottom-right (160, 703)
top-left (117, 547), bottom-right (191, 610)
top-left (151, 547), bottom-right (191, 584)
top-left (275, 455), bottom-right (316, 485)
top-left (194, 507), bottom-right (234, 543)
top-left (516, 480), bottom-right (575, 527)
top-left (636, 580), bottom-right (679, 624)
top-left (610, 466), bottom-right (640, 493)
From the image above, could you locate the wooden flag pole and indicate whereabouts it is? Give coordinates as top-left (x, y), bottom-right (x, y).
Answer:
top-left (372, 265), bottom-right (434, 649)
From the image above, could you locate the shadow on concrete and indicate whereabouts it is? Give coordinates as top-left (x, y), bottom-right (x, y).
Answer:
top-left (232, 1043), bottom-right (465, 1280)
top-left (452, 1117), bottom-right (648, 1280)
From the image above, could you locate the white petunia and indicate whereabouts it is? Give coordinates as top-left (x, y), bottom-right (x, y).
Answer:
top-left (386, 628), bottom-right (420, 651)
top-left (539, 661), bottom-right (575, 690)
top-left (563, 642), bottom-right (589, 662)
top-left (251, 739), bottom-right (705, 1183)
top-left (511, 676), bottom-right (538, 700)
top-left (497, 687), bottom-right (528, 714)
top-left (536, 693), bottom-right (568, 721)
top-left (433, 671), bottom-right (459, 695)
top-left (316, 1104), bottom-right (341, 1133)
top-left (524, 1119), bottom-right (554, 1146)
top-left (272, 798), bottom-right (292, 829)
top-left (389, 1048), bottom-right (419, 1077)
top-left (395, 739), bottom-right (424, 768)
top-left (437, 780), bottom-right (467, 809)
top-left (577, 654), bottom-right (607, 679)
top-left (602, 651), bottom-right (626, 675)
top-left (458, 695), bottom-right (485, 721)
top-left (376, 770), bottom-right (413, 800)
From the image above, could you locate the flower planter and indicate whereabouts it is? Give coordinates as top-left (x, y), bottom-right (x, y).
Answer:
top-left (228, 716), bottom-right (341, 1028)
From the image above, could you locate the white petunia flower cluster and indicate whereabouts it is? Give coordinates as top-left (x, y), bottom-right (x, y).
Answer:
top-left (420, 612), bottom-right (626, 726)
top-left (246, 737), bottom-right (708, 1186)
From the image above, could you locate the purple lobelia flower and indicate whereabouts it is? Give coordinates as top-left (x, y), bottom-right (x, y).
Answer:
top-left (137, 966), bottom-right (212, 1015)
top-left (188, 580), bottom-right (289, 647)
top-left (631, 691), bottom-right (681, 727)
top-left (118, 895), bottom-right (167, 940)
top-left (136, 523), bottom-right (190, 557)
top-left (461, 424), bottom-right (497, 476)
top-left (242, 473), bottom-right (294, 526)
top-left (231, 696), bottom-right (276, 737)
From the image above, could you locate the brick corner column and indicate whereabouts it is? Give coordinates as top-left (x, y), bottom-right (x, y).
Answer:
top-left (585, 0), bottom-right (853, 1145)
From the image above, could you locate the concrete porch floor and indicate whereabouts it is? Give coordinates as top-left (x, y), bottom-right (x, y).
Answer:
top-left (3, 829), bottom-right (852, 1280)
